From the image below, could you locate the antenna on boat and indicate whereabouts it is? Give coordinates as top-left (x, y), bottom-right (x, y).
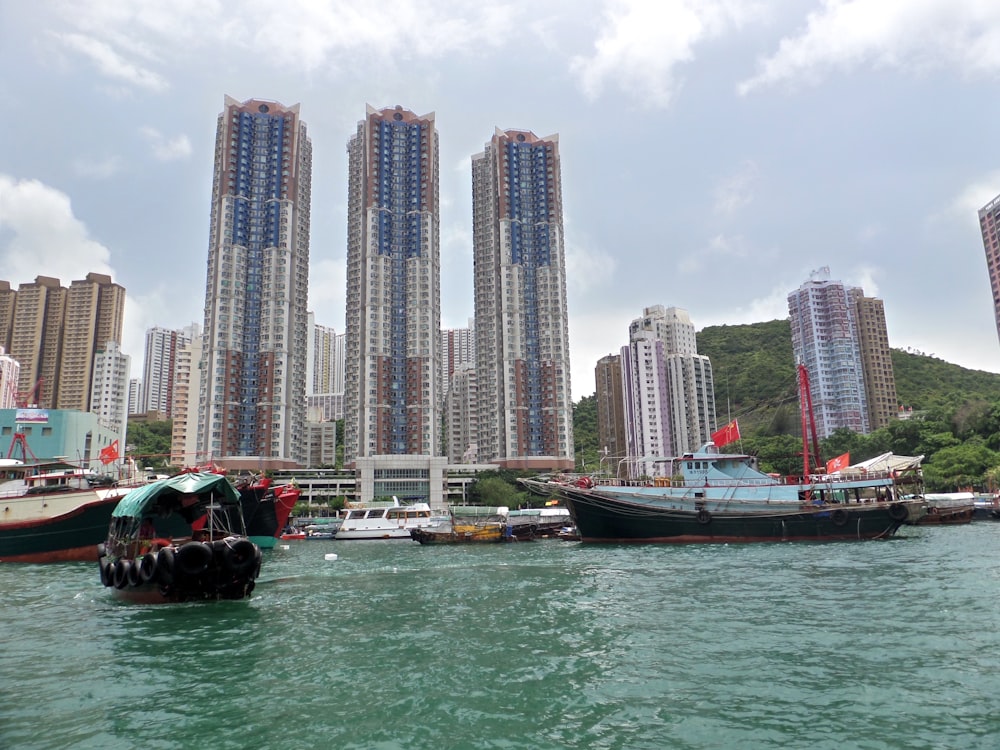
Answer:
top-left (797, 364), bottom-right (823, 476)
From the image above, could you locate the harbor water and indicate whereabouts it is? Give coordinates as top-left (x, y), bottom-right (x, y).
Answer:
top-left (3, 524), bottom-right (1000, 749)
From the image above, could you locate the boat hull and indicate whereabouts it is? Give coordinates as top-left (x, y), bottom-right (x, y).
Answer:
top-left (410, 524), bottom-right (507, 545)
top-left (239, 484), bottom-right (299, 549)
top-left (0, 494), bottom-right (123, 562)
top-left (554, 486), bottom-right (924, 543)
top-left (914, 505), bottom-right (974, 525)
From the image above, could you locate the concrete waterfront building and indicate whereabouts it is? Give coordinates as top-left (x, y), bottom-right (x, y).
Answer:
top-left (472, 128), bottom-right (574, 470)
top-left (595, 354), bottom-right (627, 476)
top-left (344, 105), bottom-right (441, 466)
top-left (979, 193), bottom-right (1000, 343)
top-left (787, 268), bottom-right (869, 438)
top-left (141, 323), bottom-right (198, 417)
top-left (197, 96), bottom-right (312, 467)
top-left (850, 290), bottom-right (898, 431)
top-left (0, 273), bottom-right (125, 412)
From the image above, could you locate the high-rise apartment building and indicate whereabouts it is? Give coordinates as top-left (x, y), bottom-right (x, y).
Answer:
top-left (0, 346), bottom-right (20, 409)
top-left (307, 317), bottom-right (341, 395)
top-left (344, 105), bottom-right (441, 465)
top-left (978, 193), bottom-right (1000, 342)
top-left (90, 341), bottom-right (129, 439)
top-left (170, 335), bottom-right (203, 466)
top-left (472, 128), bottom-right (574, 470)
top-left (850, 290), bottom-right (898, 431)
top-left (621, 333), bottom-right (671, 478)
top-left (595, 354), bottom-right (627, 476)
top-left (788, 268), bottom-right (870, 438)
top-left (0, 272), bottom-right (124, 412)
top-left (141, 323), bottom-right (198, 417)
top-left (442, 321), bottom-right (475, 399)
top-left (197, 96), bottom-right (312, 465)
top-left (627, 305), bottom-right (716, 456)
top-left (445, 365), bottom-right (478, 463)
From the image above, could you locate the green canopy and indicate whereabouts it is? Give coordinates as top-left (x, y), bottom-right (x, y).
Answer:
top-left (111, 472), bottom-right (239, 519)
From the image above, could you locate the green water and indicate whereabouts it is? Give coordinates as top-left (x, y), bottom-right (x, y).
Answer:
top-left (3, 526), bottom-right (1000, 749)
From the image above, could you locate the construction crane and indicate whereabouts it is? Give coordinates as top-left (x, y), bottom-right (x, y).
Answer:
top-left (8, 378), bottom-right (44, 461)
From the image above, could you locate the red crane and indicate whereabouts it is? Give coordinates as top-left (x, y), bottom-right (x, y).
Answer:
top-left (8, 378), bottom-right (44, 461)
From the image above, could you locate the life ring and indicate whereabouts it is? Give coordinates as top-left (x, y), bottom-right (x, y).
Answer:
top-left (113, 559), bottom-right (131, 589)
top-left (223, 539), bottom-right (258, 576)
top-left (888, 503), bottom-right (909, 521)
top-left (138, 552), bottom-right (158, 584)
top-left (99, 557), bottom-right (113, 587)
top-left (696, 509), bottom-right (712, 525)
top-left (175, 541), bottom-right (213, 577)
top-left (155, 547), bottom-right (175, 585)
top-left (831, 509), bottom-right (849, 526)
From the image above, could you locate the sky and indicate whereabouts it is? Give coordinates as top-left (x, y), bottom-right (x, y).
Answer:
top-left (3, 0), bottom-right (1000, 404)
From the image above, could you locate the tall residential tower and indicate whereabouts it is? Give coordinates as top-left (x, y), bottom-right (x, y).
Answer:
top-left (472, 128), bottom-right (573, 470)
top-left (344, 105), bottom-right (441, 465)
top-left (197, 96), bottom-right (312, 465)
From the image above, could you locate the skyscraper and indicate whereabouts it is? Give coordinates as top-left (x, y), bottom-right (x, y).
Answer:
top-left (344, 105), bottom-right (441, 465)
top-left (978, 193), bottom-right (1000, 343)
top-left (850, 290), bottom-right (898, 431)
top-left (197, 96), bottom-right (312, 465)
top-left (595, 354), bottom-right (627, 476)
top-left (141, 323), bottom-right (198, 417)
top-left (788, 268), bottom-right (869, 438)
top-left (472, 128), bottom-right (574, 470)
top-left (0, 272), bottom-right (124, 411)
top-left (441, 321), bottom-right (475, 399)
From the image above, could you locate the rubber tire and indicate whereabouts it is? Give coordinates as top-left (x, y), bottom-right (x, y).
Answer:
top-left (175, 541), bottom-right (213, 577)
top-left (831, 509), bottom-right (849, 526)
top-left (127, 559), bottom-right (142, 587)
top-left (113, 559), bottom-right (131, 589)
top-left (696, 509), bottom-right (711, 525)
top-left (155, 547), bottom-right (175, 585)
top-left (99, 557), bottom-right (113, 587)
top-left (138, 552), bottom-right (158, 584)
top-left (224, 539), bottom-right (257, 576)
top-left (889, 503), bottom-right (908, 521)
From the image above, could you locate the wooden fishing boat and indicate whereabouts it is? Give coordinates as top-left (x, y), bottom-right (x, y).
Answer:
top-left (97, 472), bottom-right (261, 603)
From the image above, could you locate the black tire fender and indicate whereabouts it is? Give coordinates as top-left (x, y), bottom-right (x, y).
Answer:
top-left (889, 503), bottom-right (909, 521)
top-left (175, 541), bottom-right (213, 577)
top-left (696, 509), bottom-right (711, 525)
top-left (155, 547), bottom-right (175, 585)
top-left (831, 509), bottom-right (849, 526)
top-left (127, 559), bottom-right (142, 587)
top-left (113, 559), bottom-right (131, 589)
top-left (138, 552), bottom-right (158, 584)
top-left (99, 557), bottom-right (113, 587)
top-left (224, 539), bottom-right (257, 575)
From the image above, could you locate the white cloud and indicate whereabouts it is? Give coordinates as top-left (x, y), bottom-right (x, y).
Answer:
top-left (571, 0), bottom-right (761, 106)
top-left (72, 155), bottom-right (125, 179)
top-left (53, 32), bottom-right (169, 91)
top-left (0, 175), bottom-right (115, 284)
top-left (740, 1), bottom-right (1000, 94)
top-left (951, 171), bottom-right (1000, 219)
top-left (139, 127), bottom-right (193, 161)
top-left (714, 161), bottom-right (758, 215)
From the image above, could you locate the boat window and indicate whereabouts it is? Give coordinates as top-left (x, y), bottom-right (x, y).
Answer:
top-left (386, 508), bottom-right (404, 519)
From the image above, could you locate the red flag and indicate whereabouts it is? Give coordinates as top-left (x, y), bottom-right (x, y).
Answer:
top-left (711, 419), bottom-right (740, 447)
top-left (99, 440), bottom-right (119, 465)
top-left (826, 452), bottom-right (850, 474)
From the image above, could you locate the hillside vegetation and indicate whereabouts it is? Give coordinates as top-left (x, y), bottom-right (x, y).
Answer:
top-left (574, 319), bottom-right (1000, 492)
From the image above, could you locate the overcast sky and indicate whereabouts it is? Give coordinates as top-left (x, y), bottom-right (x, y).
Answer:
top-left (3, 0), bottom-right (1000, 403)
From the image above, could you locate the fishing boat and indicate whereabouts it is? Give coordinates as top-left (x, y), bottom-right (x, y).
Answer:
top-left (0, 459), bottom-right (138, 563)
top-left (507, 506), bottom-right (572, 539)
top-left (914, 494), bottom-right (975, 525)
top-left (335, 497), bottom-right (442, 540)
top-left (97, 472), bottom-right (261, 603)
top-left (235, 475), bottom-right (300, 549)
top-left (521, 365), bottom-right (927, 544)
top-left (411, 506), bottom-right (512, 544)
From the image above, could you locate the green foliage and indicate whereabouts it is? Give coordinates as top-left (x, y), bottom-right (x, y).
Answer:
top-left (125, 419), bottom-right (173, 468)
top-left (467, 469), bottom-right (536, 508)
top-left (573, 395), bottom-right (601, 471)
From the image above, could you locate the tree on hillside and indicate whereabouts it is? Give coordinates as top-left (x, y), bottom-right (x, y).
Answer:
top-left (126, 419), bottom-right (173, 468)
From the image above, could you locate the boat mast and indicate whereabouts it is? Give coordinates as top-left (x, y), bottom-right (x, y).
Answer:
top-left (797, 364), bottom-right (822, 477)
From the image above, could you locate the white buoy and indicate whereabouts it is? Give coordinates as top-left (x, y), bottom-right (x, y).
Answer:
top-left (280, 544), bottom-right (290, 550)
top-left (324, 553), bottom-right (338, 561)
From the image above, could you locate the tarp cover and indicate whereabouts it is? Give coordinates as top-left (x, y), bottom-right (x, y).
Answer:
top-left (111, 472), bottom-right (239, 519)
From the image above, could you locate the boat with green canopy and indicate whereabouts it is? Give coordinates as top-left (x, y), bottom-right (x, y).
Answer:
top-left (97, 472), bottom-right (262, 603)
